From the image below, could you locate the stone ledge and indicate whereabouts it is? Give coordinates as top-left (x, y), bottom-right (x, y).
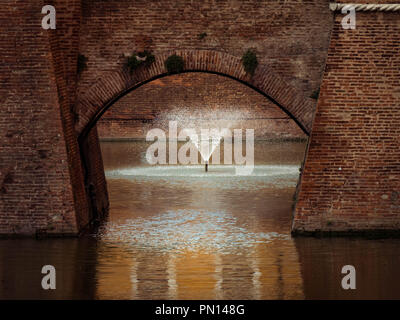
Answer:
top-left (330, 3), bottom-right (400, 12)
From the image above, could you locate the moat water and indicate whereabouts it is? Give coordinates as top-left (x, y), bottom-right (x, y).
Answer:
top-left (1, 140), bottom-right (400, 299)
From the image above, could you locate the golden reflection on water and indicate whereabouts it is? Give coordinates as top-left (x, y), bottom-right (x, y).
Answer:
top-left (94, 239), bottom-right (305, 300)
top-left (95, 140), bottom-right (306, 299)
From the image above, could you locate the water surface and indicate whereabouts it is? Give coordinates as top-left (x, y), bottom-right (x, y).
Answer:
top-left (1, 140), bottom-right (400, 299)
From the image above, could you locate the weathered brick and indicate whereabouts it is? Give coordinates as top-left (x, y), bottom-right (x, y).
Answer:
top-left (293, 11), bottom-right (400, 235)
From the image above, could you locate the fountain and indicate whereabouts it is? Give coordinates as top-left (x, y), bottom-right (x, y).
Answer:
top-left (188, 132), bottom-right (222, 172)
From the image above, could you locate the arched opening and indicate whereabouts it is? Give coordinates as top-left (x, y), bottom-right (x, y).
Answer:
top-left (76, 70), bottom-right (309, 298)
top-left (75, 50), bottom-right (315, 138)
top-left (75, 51), bottom-right (316, 234)
top-left (78, 70), bottom-right (311, 140)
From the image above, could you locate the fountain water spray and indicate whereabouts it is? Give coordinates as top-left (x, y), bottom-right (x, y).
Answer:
top-left (145, 122), bottom-right (255, 175)
top-left (188, 132), bottom-right (222, 173)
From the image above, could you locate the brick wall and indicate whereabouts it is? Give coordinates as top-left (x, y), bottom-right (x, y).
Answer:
top-left (77, 0), bottom-right (333, 98)
top-left (0, 1), bottom-right (81, 236)
top-left (3, 0), bottom-right (399, 237)
top-left (80, 126), bottom-right (109, 224)
top-left (292, 10), bottom-right (400, 234)
top-left (97, 73), bottom-right (306, 139)
top-left (47, 0), bottom-right (93, 233)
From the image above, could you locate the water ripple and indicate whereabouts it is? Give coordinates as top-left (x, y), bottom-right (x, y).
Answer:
top-left (96, 209), bottom-right (290, 254)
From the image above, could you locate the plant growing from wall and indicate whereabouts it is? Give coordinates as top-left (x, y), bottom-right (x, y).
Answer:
top-left (242, 49), bottom-right (258, 76)
top-left (165, 54), bottom-right (184, 74)
top-left (198, 32), bottom-right (207, 40)
top-left (77, 54), bottom-right (88, 75)
top-left (126, 50), bottom-right (155, 74)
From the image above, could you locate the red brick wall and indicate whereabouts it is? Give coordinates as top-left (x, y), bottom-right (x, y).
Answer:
top-left (0, 1), bottom-right (82, 236)
top-left (3, 0), bottom-right (400, 237)
top-left (47, 0), bottom-right (93, 232)
top-left (97, 73), bottom-right (306, 140)
top-left (80, 126), bottom-right (109, 223)
top-left (292, 11), bottom-right (400, 234)
top-left (77, 0), bottom-right (333, 98)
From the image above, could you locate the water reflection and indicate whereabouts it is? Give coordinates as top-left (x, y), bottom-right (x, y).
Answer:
top-left (0, 238), bottom-right (98, 299)
top-left (1, 140), bottom-right (400, 299)
top-left (295, 237), bottom-right (400, 299)
top-left (96, 140), bottom-right (307, 299)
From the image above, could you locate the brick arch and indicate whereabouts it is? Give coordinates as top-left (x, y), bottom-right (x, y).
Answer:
top-left (75, 50), bottom-right (316, 138)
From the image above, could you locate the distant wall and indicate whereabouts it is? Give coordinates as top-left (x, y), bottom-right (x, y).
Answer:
top-left (97, 73), bottom-right (307, 140)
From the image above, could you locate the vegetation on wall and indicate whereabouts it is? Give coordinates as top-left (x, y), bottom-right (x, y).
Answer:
top-left (165, 54), bottom-right (184, 74)
top-left (198, 32), bottom-right (207, 40)
top-left (126, 50), bottom-right (155, 74)
top-left (242, 49), bottom-right (258, 76)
